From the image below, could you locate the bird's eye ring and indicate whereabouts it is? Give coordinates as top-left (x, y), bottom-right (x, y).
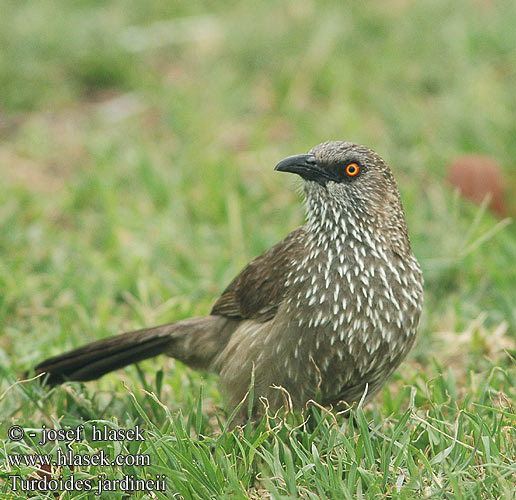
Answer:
top-left (345, 163), bottom-right (360, 177)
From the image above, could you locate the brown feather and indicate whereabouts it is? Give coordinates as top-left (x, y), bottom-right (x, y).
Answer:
top-left (211, 227), bottom-right (306, 321)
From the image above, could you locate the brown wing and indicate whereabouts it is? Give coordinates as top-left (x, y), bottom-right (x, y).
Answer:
top-left (211, 226), bottom-right (307, 322)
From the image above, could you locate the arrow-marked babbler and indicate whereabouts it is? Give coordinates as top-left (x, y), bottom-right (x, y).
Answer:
top-left (34, 141), bottom-right (424, 419)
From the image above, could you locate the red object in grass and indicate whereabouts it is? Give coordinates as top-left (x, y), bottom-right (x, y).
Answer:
top-left (447, 155), bottom-right (506, 216)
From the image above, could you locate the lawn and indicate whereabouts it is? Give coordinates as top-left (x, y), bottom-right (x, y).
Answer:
top-left (1, 0), bottom-right (516, 498)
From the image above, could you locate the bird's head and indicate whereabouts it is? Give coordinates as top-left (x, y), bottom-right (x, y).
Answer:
top-left (275, 141), bottom-right (404, 219)
top-left (275, 141), bottom-right (411, 253)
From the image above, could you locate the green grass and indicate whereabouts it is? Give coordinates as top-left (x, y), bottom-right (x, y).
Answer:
top-left (1, 0), bottom-right (516, 497)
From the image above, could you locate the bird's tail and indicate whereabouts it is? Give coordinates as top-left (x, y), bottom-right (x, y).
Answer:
top-left (34, 316), bottom-right (234, 385)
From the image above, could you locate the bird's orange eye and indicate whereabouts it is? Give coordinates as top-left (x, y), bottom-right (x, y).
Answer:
top-left (345, 163), bottom-right (360, 177)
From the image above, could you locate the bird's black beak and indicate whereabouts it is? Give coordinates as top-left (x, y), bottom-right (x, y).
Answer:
top-left (274, 154), bottom-right (335, 183)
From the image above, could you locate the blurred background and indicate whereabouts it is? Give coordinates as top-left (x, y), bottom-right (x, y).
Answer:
top-left (1, 0), bottom-right (515, 405)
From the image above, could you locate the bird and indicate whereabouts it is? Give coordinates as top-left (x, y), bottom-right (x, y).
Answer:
top-left (34, 141), bottom-right (424, 421)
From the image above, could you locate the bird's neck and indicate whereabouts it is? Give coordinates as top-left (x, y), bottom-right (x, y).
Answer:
top-left (303, 181), bottom-right (414, 263)
top-left (304, 184), bottom-right (379, 254)
top-left (299, 183), bottom-right (423, 314)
